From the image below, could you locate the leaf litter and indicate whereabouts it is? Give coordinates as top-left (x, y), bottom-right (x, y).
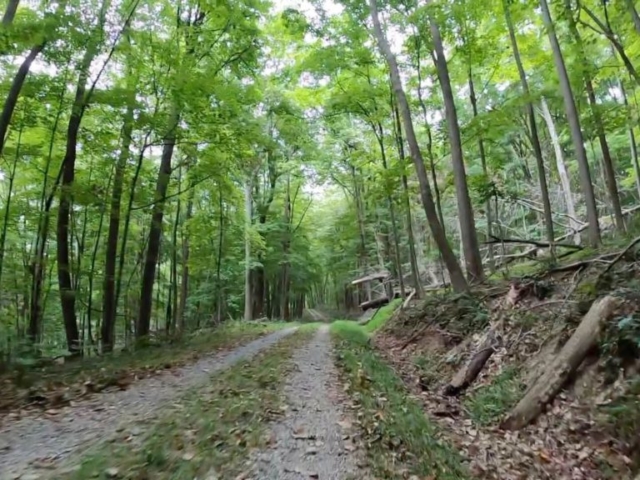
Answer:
top-left (372, 273), bottom-right (640, 480)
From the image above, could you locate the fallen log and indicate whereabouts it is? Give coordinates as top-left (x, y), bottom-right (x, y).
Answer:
top-left (484, 235), bottom-right (583, 251)
top-left (443, 326), bottom-right (500, 396)
top-left (501, 295), bottom-right (619, 430)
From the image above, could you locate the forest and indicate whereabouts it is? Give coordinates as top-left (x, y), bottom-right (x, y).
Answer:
top-left (0, 0), bottom-right (639, 372)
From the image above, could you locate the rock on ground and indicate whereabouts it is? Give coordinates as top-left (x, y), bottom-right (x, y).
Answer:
top-left (0, 328), bottom-right (296, 480)
top-left (251, 325), bottom-right (365, 480)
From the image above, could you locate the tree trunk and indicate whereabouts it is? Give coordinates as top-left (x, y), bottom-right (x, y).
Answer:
top-left (617, 81), bottom-right (640, 198)
top-left (216, 184), bottom-right (225, 323)
top-left (467, 70), bottom-right (495, 270)
top-left (137, 105), bottom-right (180, 338)
top-left (56, 47), bottom-right (98, 356)
top-left (502, 295), bottom-right (618, 430)
top-left (627, 0), bottom-right (640, 33)
top-left (564, 1), bottom-right (624, 231)
top-left (392, 103), bottom-right (423, 298)
top-left (101, 92), bottom-right (134, 352)
top-left (178, 187), bottom-right (193, 330)
top-left (427, 9), bottom-right (483, 281)
top-left (2, 0), bottom-right (19, 26)
top-left (504, 0), bottom-right (555, 251)
top-left (539, 97), bottom-right (581, 243)
top-left (368, 0), bottom-right (468, 293)
top-left (0, 44), bottom-right (44, 159)
top-left (443, 326), bottom-right (499, 396)
top-left (170, 166), bottom-right (181, 333)
top-left (0, 111), bottom-right (22, 287)
top-left (375, 121), bottom-right (405, 298)
top-left (539, 0), bottom-right (600, 246)
top-left (244, 179), bottom-right (253, 321)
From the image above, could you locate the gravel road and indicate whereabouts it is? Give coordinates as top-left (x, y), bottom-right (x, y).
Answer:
top-left (0, 327), bottom-right (296, 480)
top-left (251, 325), bottom-right (365, 480)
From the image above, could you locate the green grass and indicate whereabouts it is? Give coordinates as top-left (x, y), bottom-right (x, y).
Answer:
top-left (60, 327), bottom-right (315, 480)
top-left (363, 298), bottom-right (402, 333)
top-left (2, 320), bottom-right (293, 411)
top-left (331, 321), bottom-right (468, 480)
top-left (464, 366), bottom-right (524, 426)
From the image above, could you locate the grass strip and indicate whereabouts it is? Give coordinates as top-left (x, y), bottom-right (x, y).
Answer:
top-left (332, 321), bottom-right (469, 480)
top-left (61, 326), bottom-right (316, 480)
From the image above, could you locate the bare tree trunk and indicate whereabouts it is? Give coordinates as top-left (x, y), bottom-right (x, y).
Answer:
top-left (101, 90), bottom-right (134, 352)
top-left (243, 179), bottom-right (253, 321)
top-left (170, 169), bottom-right (181, 333)
top-left (504, 0), bottom-right (555, 252)
top-left (617, 81), bottom-right (640, 198)
top-left (427, 8), bottom-right (483, 281)
top-left (137, 105), bottom-right (179, 338)
top-left (2, 0), bottom-right (19, 25)
top-left (392, 103), bottom-right (423, 298)
top-left (564, 1), bottom-right (624, 231)
top-left (467, 70), bottom-right (495, 270)
top-left (626, 0), bottom-right (640, 33)
top-left (375, 121), bottom-right (405, 297)
top-left (368, 0), bottom-right (468, 292)
top-left (0, 111), bottom-right (22, 287)
top-left (178, 187), bottom-right (193, 330)
top-left (57, 49), bottom-right (96, 356)
top-left (216, 184), bottom-right (225, 323)
top-left (539, 97), bottom-right (581, 243)
top-left (539, 0), bottom-right (600, 246)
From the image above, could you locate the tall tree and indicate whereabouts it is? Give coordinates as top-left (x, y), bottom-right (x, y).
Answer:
top-left (539, 0), bottom-right (600, 246)
top-left (426, 3), bottom-right (484, 281)
top-left (368, 0), bottom-right (468, 292)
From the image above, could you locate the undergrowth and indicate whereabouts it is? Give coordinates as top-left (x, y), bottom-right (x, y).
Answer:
top-left (62, 327), bottom-right (314, 480)
top-left (464, 366), bottom-right (524, 426)
top-left (332, 322), bottom-right (468, 479)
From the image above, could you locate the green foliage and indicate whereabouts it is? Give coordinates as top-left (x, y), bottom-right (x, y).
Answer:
top-left (464, 366), bottom-right (524, 426)
top-left (363, 298), bottom-right (402, 333)
top-left (332, 322), bottom-right (468, 479)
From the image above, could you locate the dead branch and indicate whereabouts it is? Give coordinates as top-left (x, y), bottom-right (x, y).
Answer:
top-left (484, 235), bottom-right (583, 250)
top-left (599, 235), bottom-right (640, 277)
top-left (443, 323), bottom-right (502, 396)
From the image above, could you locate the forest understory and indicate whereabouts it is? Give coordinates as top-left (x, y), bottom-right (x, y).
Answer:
top-left (360, 238), bottom-right (640, 480)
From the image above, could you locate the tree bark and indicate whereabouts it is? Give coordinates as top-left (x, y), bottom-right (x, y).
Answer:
top-left (178, 186), bottom-right (193, 330)
top-left (56, 46), bottom-right (98, 356)
top-left (539, 97), bottom-right (581, 243)
top-left (539, 0), bottom-right (601, 246)
top-left (392, 102), bottom-right (423, 298)
top-left (502, 295), bottom-right (618, 430)
top-left (564, 1), bottom-right (624, 231)
top-left (467, 70), bottom-right (495, 270)
top-left (101, 91), bottom-right (134, 352)
top-left (427, 8), bottom-right (483, 281)
top-left (243, 179), bottom-right (253, 321)
top-left (368, 0), bottom-right (468, 293)
top-left (504, 0), bottom-right (555, 251)
top-left (626, 0), bottom-right (640, 34)
top-left (617, 81), bottom-right (640, 198)
top-left (0, 44), bottom-right (44, 159)
top-left (443, 326), bottom-right (499, 396)
top-left (2, 0), bottom-right (19, 26)
top-left (137, 105), bottom-right (180, 338)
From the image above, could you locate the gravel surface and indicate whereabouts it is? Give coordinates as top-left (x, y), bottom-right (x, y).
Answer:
top-left (0, 327), bottom-right (296, 480)
top-left (251, 325), bottom-right (365, 480)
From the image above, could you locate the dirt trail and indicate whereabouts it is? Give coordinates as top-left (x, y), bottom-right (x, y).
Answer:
top-left (0, 328), bottom-right (296, 480)
top-left (250, 325), bottom-right (365, 480)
